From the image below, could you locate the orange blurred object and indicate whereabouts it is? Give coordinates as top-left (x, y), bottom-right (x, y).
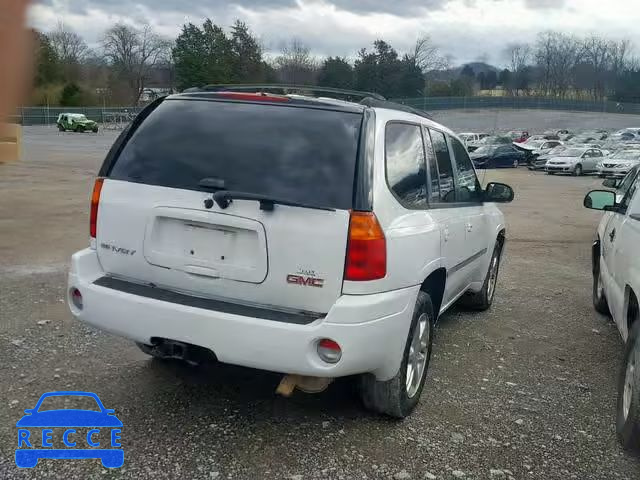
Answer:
top-left (0, 1), bottom-right (32, 124)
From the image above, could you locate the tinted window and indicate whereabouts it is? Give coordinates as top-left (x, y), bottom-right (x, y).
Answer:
top-left (428, 129), bottom-right (456, 203)
top-left (450, 137), bottom-right (481, 202)
top-left (423, 129), bottom-right (440, 204)
top-left (385, 123), bottom-right (428, 209)
top-left (497, 146), bottom-right (513, 154)
top-left (109, 99), bottom-right (362, 210)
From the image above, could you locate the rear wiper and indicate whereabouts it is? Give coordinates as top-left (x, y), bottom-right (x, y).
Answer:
top-left (205, 190), bottom-right (335, 212)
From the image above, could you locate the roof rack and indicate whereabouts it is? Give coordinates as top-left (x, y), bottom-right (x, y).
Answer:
top-left (182, 84), bottom-right (432, 119)
top-left (359, 97), bottom-right (433, 120)
top-left (192, 84), bottom-right (386, 101)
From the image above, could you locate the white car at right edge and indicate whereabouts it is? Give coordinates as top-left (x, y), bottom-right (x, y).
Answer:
top-left (584, 168), bottom-right (640, 453)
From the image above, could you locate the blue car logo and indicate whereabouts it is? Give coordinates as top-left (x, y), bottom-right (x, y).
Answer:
top-left (15, 391), bottom-right (123, 468)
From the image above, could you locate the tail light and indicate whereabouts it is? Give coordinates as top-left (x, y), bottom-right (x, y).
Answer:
top-left (344, 211), bottom-right (386, 281)
top-left (90, 178), bottom-right (104, 238)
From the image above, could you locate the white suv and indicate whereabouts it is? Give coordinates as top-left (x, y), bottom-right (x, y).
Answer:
top-left (585, 168), bottom-right (640, 451)
top-left (67, 88), bottom-right (513, 417)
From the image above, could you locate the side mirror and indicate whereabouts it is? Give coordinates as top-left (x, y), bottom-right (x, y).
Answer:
top-left (23, 409), bottom-right (34, 415)
top-left (484, 182), bottom-right (514, 203)
top-left (584, 190), bottom-right (616, 211)
top-left (602, 178), bottom-right (620, 189)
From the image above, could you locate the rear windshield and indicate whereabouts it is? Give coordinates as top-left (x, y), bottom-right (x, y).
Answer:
top-left (108, 99), bottom-right (363, 210)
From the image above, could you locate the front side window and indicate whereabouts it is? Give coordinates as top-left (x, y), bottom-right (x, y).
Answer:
top-left (450, 137), bottom-right (482, 202)
top-left (385, 123), bottom-right (428, 209)
top-left (428, 129), bottom-right (456, 203)
top-left (621, 174), bottom-right (640, 210)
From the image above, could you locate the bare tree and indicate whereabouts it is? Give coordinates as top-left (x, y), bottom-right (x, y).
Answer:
top-left (535, 31), bottom-right (581, 98)
top-left (411, 35), bottom-right (448, 72)
top-left (48, 22), bottom-right (89, 82)
top-left (49, 22), bottom-right (88, 64)
top-left (408, 35), bottom-right (449, 94)
top-left (102, 23), bottom-right (171, 104)
top-left (503, 43), bottom-right (532, 95)
top-left (275, 39), bottom-right (318, 84)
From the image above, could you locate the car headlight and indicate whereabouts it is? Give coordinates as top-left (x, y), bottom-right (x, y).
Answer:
top-left (596, 162), bottom-right (603, 168)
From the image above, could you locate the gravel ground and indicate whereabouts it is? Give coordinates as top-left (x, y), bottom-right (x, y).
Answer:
top-left (1, 124), bottom-right (640, 479)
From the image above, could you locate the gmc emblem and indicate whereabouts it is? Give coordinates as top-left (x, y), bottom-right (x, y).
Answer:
top-left (286, 274), bottom-right (324, 288)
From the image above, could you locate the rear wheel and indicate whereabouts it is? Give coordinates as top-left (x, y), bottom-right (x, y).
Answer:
top-left (616, 320), bottom-right (640, 453)
top-left (57, 124), bottom-right (65, 132)
top-left (461, 240), bottom-right (503, 311)
top-left (359, 291), bottom-right (434, 418)
top-left (573, 164), bottom-right (583, 176)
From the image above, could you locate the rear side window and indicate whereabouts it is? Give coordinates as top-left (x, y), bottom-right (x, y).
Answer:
top-left (108, 100), bottom-right (362, 210)
top-left (385, 123), bottom-right (428, 209)
top-left (428, 129), bottom-right (456, 203)
top-left (450, 137), bottom-right (481, 203)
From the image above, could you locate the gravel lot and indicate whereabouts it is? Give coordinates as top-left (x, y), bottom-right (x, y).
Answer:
top-left (1, 121), bottom-right (640, 479)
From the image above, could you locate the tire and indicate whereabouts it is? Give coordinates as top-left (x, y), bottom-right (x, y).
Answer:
top-left (573, 164), bottom-right (583, 176)
top-left (57, 124), bottom-right (65, 132)
top-left (75, 125), bottom-right (84, 133)
top-left (359, 291), bottom-right (435, 418)
top-left (616, 320), bottom-right (640, 453)
top-left (592, 262), bottom-right (610, 315)
top-left (92, 127), bottom-right (99, 133)
top-left (461, 240), bottom-right (503, 311)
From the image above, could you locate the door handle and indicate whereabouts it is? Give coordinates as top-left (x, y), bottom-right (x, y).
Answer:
top-left (443, 228), bottom-right (450, 242)
top-left (609, 228), bottom-right (616, 242)
top-left (466, 223), bottom-right (473, 232)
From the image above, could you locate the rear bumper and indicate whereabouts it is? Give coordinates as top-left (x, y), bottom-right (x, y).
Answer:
top-left (68, 249), bottom-right (418, 381)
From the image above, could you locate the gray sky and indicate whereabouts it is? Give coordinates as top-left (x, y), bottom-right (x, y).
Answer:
top-left (29, 0), bottom-right (638, 66)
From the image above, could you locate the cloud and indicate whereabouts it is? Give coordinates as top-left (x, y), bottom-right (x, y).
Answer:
top-left (524, 0), bottom-right (567, 8)
top-left (28, 0), bottom-right (640, 66)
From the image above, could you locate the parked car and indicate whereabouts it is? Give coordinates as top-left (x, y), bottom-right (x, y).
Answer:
top-left (67, 89), bottom-right (514, 418)
top-left (507, 130), bottom-right (530, 143)
top-left (546, 147), bottom-right (604, 176)
top-left (514, 139), bottom-right (563, 164)
top-left (470, 144), bottom-right (526, 169)
top-left (56, 113), bottom-right (99, 133)
top-left (467, 135), bottom-right (512, 152)
top-left (597, 150), bottom-right (640, 179)
top-left (529, 145), bottom-right (568, 170)
top-left (584, 170), bottom-right (640, 454)
top-left (459, 132), bottom-right (490, 146)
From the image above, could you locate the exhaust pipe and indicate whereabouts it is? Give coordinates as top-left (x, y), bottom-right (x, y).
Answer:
top-left (276, 375), bottom-right (333, 397)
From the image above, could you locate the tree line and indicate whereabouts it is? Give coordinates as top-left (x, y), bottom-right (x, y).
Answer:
top-left (32, 19), bottom-right (640, 107)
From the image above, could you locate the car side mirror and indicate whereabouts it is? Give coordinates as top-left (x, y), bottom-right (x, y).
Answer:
top-left (24, 409), bottom-right (34, 415)
top-left (484, 182), bottom-right (514, 203)
top-left (584, 190), bottom-right (617, 211)
top-left (602, 178), bottom-right (620, 189)
top-left (105, 409), bottom-right (115, 415)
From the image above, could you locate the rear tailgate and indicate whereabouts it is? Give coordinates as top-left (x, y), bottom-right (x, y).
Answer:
top-left (96, 98), bottom-right (363, 314)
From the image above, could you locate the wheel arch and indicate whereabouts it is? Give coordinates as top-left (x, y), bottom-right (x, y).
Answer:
top-left (627, 287), bottom-right (639, 331)
top-left (592, 237), bottom-right (601, 274)
top-left (420, 268), bottom-right (446, 320)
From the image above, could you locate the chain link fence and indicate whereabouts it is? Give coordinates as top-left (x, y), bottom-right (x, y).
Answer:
top-left (9, 97), bottom-right (640, 127)
top-left (8, 107), bottom-right (144, 127)
top-left (395, 96), bottom-right (640, 115)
